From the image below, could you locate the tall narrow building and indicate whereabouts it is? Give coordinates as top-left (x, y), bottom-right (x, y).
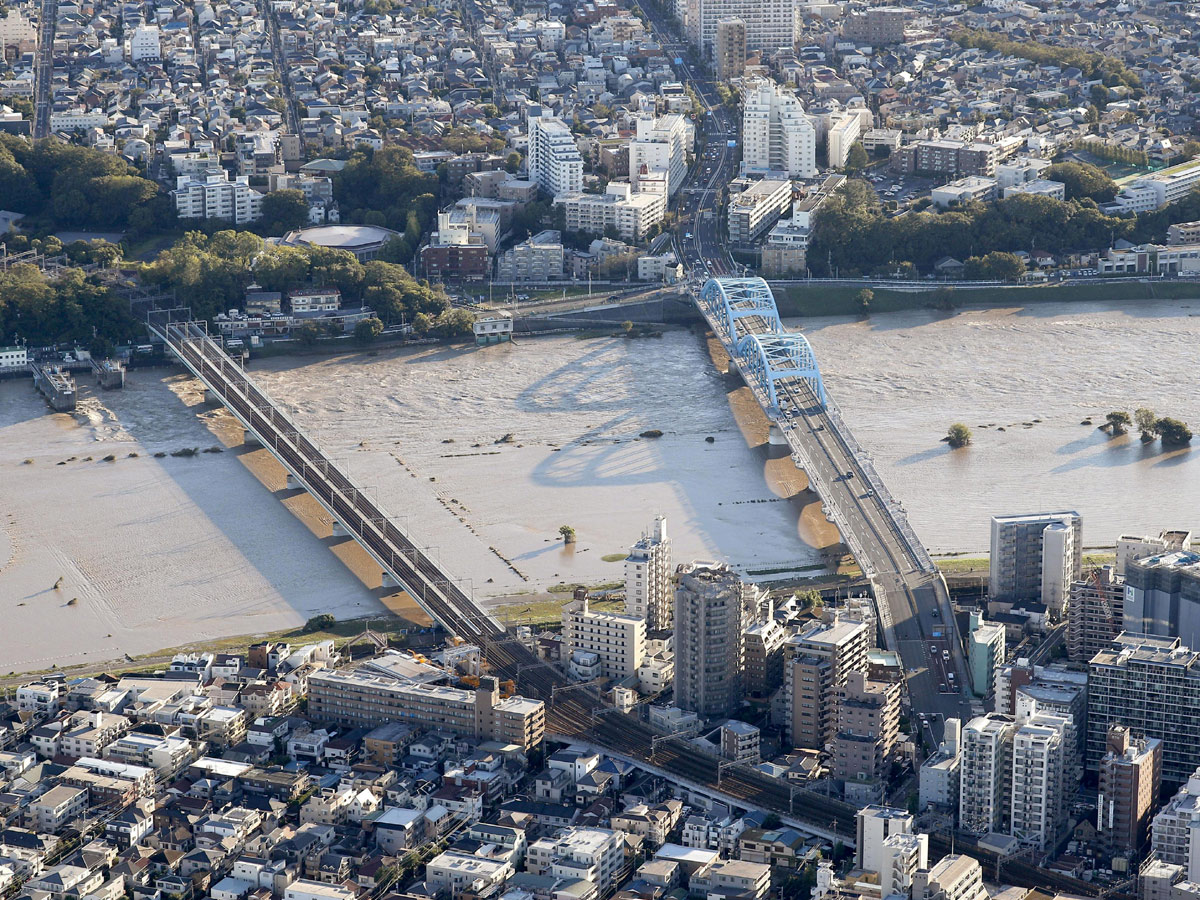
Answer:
top-left (1010, 713), bottom-right (1068, 850)
top-left (833, 671), bottom-right (901, 796)
top-left (988, 512), bottom-right (1082, 618)
top-left (526, 113), bottom-right (584, 198)
top-left (741, 79), bottom-right (817, 179)
top-left (784, 616), bottom-right (869, 749)
top-left (673, 563), bottom-right (757, 719)
top-left (1098, 724), bottom-right (1162, 858)
top-left (625, 517), bottom-right (672, 631)
top-left (959, 714), bottom-right (1015, 835)
top-left (715, 18), bottom-right (747, 81)
top-left (1068, 566), bottom-right (1124, 664)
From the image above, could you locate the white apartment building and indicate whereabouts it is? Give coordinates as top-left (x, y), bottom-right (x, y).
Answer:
top-left (626, 516), bottom-right (672, 631)
top-left (989, 512), bottom-right (1082, 618)
top-left (960, 714), bottom-right (1015, 835)
top-left (1010, 713), bottom-right (1068, 850)
top-left (425, 853), bottom-right (512, 899)
top-left (50, 111), bottom-right (109, 131)
top-left (128, 25), bottom-right (161, 62)
top-left (728, 179), bottom-right (793, 244)
top-left (527, 828), bottom-right (624, 890)
top-left (920, 717), bottom-right (962, 811)
top-left (1116, 530), bottom-right (1192, 576)
top-left (679, 0), bottom-right (795, 59)
top-left (0, 12), bottom-right (36, 48)
top-left (881, 833), bottom-right (928, 898)
top-left (630, 115), bottom-right (690, 197)
top-left (554, 183), bottom-right (666, 242)
top-left (562, 596), bottom-right (646, 680)
top-left (174, 171), bottom-right (263, 225)
top-left (912, 855), bottom-right (987, 900)
top-left (527, 114), bottom-right (584, 197)
top-left (742, 79), bottom-right (816, 179)
top-left (856, 806), bottom-right (912, 875)
top-left (1153, 767), bottom-right (1200, 865)
top-left (827, 112), bottom-right (862, 169)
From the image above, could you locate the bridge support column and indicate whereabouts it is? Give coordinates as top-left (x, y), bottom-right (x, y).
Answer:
top-left (767, 424), bottom-right (790, 459)
top-left (331, 520), bottom-right (348, 538)
top-left (243, 429), bottom-right (261, 447)
top-left (726, 359), bottom-right (740, 378)
top-left (286, 473), bottom-right (300, 490)
top-left (382, 571), bottom-right (401, 589)
top-left (204, 388), bottom-right (220, 405)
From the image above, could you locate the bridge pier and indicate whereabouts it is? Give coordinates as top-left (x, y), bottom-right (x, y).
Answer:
top-left (331, 519), bottom-right (348, 538)
top-left (726, 359), bottom-right (740, 377)
top-left (767, 424), bottom-right (791, 459)
top-left (243, 429), bottom-right (261, 447)
top-left (204, 388), bottom-right (220, 405)
top-left (382, 571), bottom-right (401, 589)
top-left (286, 473), bottom-right (300, 490)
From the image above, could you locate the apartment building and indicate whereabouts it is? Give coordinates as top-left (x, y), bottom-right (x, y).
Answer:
top-left (841, 6), bottom-right (908, 44)
top-left (1099, 242), bottom-right (1200, 275)
top-left (911, 855), bottom-right (988, 900)
top-left (527, 828), bottom-right (624, 890)
top-left (681, 0), bottom-right (794, 58)
top-left (496, 230), bottom-right (564, 282)
top-left (554, 183), bottom-right (666, 242)
top-left (308, 668), bottom-right (544, 749)
top-left (527, 114), bottom-right (584, 197)
top-left (674, 563), bottom-right (758, 719)
top-left (1088, 633), bottom-right (1200, 782)
top-left (1098, 724), bottom-right (1162, 857)
top-left (856, 806), bottom-right (913, 875)
top-left (743, 613), bottom-right (788, 697)
top-left (959, 714), bottom-right (1015, 835)
top-left (784, 616), bottom-right (869, 749)
top-left (562, 594), bottom-right (646, 680)
top-left (742, 79), bottom-right (817, 179)
top-left (629, 114), bottom-right (689, 197)
top-left (827, 112), bottom-right (863, 169)
top-left (1152, 767), bottom-right (1200, 865)
top-left (626, 517), bottom-right (672, 631)
top-left (1010, 713), bottom-right (1069, 850)
top-left (967, 611), bottom-right (1005, 698)
top-left (919, 717), bottom-right (962, 811)
top-left (173, 170), bottom-right (263, 224)
top-left (989, 512), bottom-right (1082, 617)
top-left (1068, 566), bottom-right (1124, 664)
top-left (29, 785), bottom-right (87, 834)
top-left (721, 720), bottom-right (761, 763)
top-left (715, 18), bottom-right (746, 81)
top-left (833, 671), bottom-right (901, 790)
top-left (895, 140), bottom-right (1000, 178)
top-left (728, 179), bottom-right (792, 244)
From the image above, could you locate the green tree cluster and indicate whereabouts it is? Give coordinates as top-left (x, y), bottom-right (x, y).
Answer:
top-left (334, 145), bottom-right (439, 251)
top-left (963, 251), bottom-right (1026, 281)
top-left (808, 180), bottom-right (1135, 276)
top-left (0, 135), bottom-right (169, 232)
top-left (952, 29), bottom-right (1140, 87)
top-left (0, 264), bottom-right (140, 349)
top-left (1043, 161), bottom-right (1118, 201)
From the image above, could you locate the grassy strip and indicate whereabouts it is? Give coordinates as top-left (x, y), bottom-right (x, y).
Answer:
top-left (494, 596), bottom-right (624, 627)
top-left (774, 281), bottom-right (1200, 318)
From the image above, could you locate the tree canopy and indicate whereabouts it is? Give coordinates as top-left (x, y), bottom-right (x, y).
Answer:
top-left (1043, 162), bottom-right (1118, 202)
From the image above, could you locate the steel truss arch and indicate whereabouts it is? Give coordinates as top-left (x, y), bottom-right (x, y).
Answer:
top-left (700, 276), bottom-right (782, 344)
top-left (736, 331), bottom-right (828, 412)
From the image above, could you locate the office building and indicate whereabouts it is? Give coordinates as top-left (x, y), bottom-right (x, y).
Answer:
top-left (715, 18), bottom-right (747, 81)
top-left (1153, 767), bottom-right (1200, 865)
top-left (1010, 713), bottom-right (1069, 850)
top-left (989, 512), bottom-right (1082, 618)
top-left (680, 0), bottom-right (795, 59)
top-left (728, 179), bottom-right (793, 244)
top-left (309, 667), bottom-right (544, 749)
top-left (554, 183), bottom-right (666, 242)
top-left (911, 855), bottom-right (988, 900)
top-left (527, 114), bottom-right (584, 197)
top-left (784, 616), bottom-right (869, 749)
top-left (626, 517), bottom-right (672, 631)
top-left (630, 115), bottom-right (690, 197)
top-left (562, 594), bottom-right (647, 680)
top-left (1068, 566), bottom-right (1124, 664)
top-left (833, 671), bottom-right (901, 791)
top-left (674, 563), bottom-right (757, 719)
top-left (967, 611), bottom-right (1005, 698)
top-left (1125, 551), bottom-right (1200, 649)
top-left (742, 79), bottom-right (817, 179)
top-left (959, 714), bottom-right (1015, 835)
top-left (1089, 633), bottom-right (1200, 782)
top-left (173, 170), bottom-right (263, 225)
top-left (840, 6), bottom-right (908, 44)
top-left (919, 717), bottom-right (962, 812)
top-left (1098, 724), bottom-right (1162, 858)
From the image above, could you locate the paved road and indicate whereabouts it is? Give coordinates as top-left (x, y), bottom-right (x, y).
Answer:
top-left (33, 0), bottom-right (57, 139)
